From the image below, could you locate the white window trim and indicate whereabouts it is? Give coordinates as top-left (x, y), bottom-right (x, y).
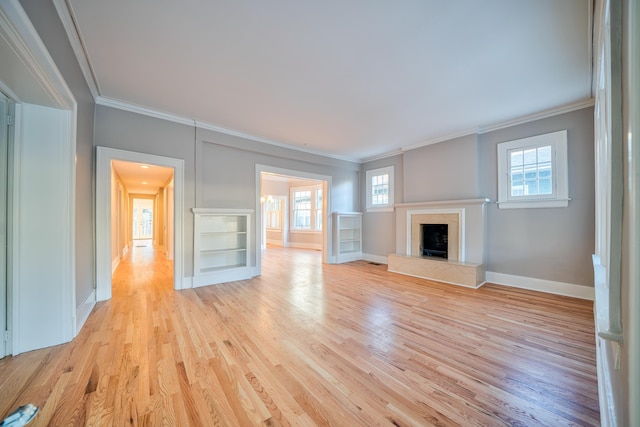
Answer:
top-left (366, 166), bottom-right (394, 212)
top-left (497, 130), bottom-right (570, 209)
top-left (290, 184), bottom-right (322, 232)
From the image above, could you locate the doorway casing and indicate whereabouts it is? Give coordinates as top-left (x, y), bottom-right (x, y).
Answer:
top-left (96, 146), bottom-right (184, 300)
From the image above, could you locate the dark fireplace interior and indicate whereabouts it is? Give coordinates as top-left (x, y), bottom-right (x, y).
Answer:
top-left (421, 224), bottom-right (448, 258)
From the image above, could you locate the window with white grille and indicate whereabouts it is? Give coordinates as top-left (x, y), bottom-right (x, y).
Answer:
top-left (366, 166), bottom-right (394, 212)
top-left (497, 130), bottom-right (569, 209)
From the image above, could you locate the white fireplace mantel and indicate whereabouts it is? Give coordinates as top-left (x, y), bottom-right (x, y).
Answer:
top-left (390, 198), bottom-right (490, 287)
top-left (394, 198), bottom-right (490, 264)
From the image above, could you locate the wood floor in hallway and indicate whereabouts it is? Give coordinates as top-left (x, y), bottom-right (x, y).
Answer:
top-left (0, 246), bottom-right (599, 426)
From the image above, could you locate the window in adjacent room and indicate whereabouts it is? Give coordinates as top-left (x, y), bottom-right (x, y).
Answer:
top-left (291, 184), bottom-right (322, 231)
top-left (264, 197), bottom-right (282, 230)
top-left (366, 166), bottom-right (394, 212)
top-left (315, 189), bottom-right (323, 231)
top-left (497, 130), bottom-right (569, 209)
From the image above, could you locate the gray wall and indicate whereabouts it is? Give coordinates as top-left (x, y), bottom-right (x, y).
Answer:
top-left (403, 134), bottom-right (479, 202)
top-left (94, 106), bottom-right (197, 275)
top-left (361, 154), bottom-right (403, 257)
top-left (478, 107), bottom-right (595, 286)
top-left (21, 0), bottom-right (96, 308)
top-left (362, 107), bottom-right (595, 287)
top-left (95, 106), bottom-right (360, 277)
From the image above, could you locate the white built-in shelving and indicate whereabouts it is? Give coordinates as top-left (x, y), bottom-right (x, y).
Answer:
top-left (332, 212), bottom-right (362, 263)
top-left (192, 208), bottom-right (254, 286)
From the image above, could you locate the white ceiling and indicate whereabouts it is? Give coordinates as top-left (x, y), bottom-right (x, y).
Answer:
top-left (112, 160), bottom-right (174, 195)
top-left (66, 0), bottom-right (592, 161)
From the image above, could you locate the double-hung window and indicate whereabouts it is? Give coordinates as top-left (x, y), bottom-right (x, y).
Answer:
top-left (291, 185), bottom-right (322, 231)
top-left (366, 166), bottom-right (394, 212)
top-left (264, 197), bottom-right (282, 230)
top-left (497, 130), bottom-right (569, 209)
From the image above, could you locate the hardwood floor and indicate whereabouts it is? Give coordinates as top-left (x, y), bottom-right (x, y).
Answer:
top-left (0, 246), bottom-right (599, 426)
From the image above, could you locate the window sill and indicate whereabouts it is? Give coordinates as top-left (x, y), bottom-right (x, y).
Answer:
top-left (289, 230), bottom-right (322, 234)
top-left (497, 198), bottom-right (570, 209)
top-left (366, 206), bottom-right (394, 213)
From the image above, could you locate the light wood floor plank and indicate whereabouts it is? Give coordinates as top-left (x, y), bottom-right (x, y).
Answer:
top-left (0, 246), bottom-right (599, 425)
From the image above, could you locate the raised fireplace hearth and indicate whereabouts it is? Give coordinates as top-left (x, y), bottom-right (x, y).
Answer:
top-left (389, 198), bottom-right (489, 288)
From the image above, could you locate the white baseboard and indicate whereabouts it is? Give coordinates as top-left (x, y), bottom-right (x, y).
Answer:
top-left (595, 334), bottom-right (621, 427)
top-left (485, 271), bottom-right (594, 300)
top-left (362, 253), bottom-right (388, 264)
top-left (181, 276), bottom-right (193, 290)
top-left (75, 289), bottom-right (96, 335)
top-left (192, 266), bottom-right (256, 288)
top-left (266, 239), bottom-right (283, 246)
top-left (287, 242), bottom-right (323, 250)
top-left (111, 256), bottom-right (120, 274)
top-left (122, 245), bottom-right (129, 257)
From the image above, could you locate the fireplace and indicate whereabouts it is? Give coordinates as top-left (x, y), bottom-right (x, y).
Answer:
top-left (421, 224), bottom-right (448, 258)
top-left (389, 199), bottom-right (489, 288)
top-left (410, 211), bottom-right (460, 261)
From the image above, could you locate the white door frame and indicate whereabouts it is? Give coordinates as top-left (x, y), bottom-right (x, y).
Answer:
top-left (96, 147), bottom-right (184, 300)
top-left (0, 93), bottom-right (8, 359)
top-left (1, 1), bottom-right (78, 355)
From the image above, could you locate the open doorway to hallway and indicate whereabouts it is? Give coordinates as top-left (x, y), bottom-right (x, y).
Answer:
top-left (96, 147), bottom-right (185, 301)
top-left (110, 160), bottom-right (174, 289)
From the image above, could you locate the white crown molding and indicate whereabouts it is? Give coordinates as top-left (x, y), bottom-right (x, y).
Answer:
top-left (195, 119), bottom-right (361, 163)
top-left (401, 127), bottom-right (478, 154)
top-left (53, 0), bottom-right (100, 99)
top-left (96, 96), bottom-right (361, 164)
top-left (374, 98), bottom-right (597, 160)
top-left (478, 98), bottom-right (596, 134)
top-left (0, 0), bottom-right (75, 109)
top-left (96, 96), bottom-right (195, 126)
top-left (360, 148), bottom-right (404, 164)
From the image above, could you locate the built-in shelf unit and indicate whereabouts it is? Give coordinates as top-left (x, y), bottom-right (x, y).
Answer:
top-left (332, 212), bottom-right (363, 263)
top-left (192, 208), bottom-right (254, 287)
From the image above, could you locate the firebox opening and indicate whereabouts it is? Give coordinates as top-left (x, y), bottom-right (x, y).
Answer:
top-left (421, 224), bottom-right (448, 259)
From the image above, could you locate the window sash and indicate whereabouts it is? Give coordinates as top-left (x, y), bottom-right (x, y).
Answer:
top-left (507, 145), bottom-right (556, 200)
top-left (292, 190), bottom-right (311, 229)
top-left (366, 166), bottom-right (394, 211)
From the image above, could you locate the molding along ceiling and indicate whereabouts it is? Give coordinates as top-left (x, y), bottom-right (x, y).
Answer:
top-left (56, 0), bottom-right (593, 162)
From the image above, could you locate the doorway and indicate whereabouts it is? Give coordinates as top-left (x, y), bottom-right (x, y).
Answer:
top-left (96, 147), bottom-right (185, 301)
top-left (256, 165), bottom-right (332, 276)
top-left (132, 198), bottom-right (154, 240)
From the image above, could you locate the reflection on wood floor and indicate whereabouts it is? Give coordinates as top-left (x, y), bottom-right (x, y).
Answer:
top-left (0, 246), bottom-right (599, 426)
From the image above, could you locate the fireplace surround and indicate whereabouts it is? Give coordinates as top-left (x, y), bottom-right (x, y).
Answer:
top-left (389, 198), bottom-right (490, 288)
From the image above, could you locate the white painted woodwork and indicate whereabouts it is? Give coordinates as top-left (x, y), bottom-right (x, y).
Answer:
top-left (96, 147), bottom-right (184, 300)
top-left (592, 0), bottom-right (623, 343)
top-left (0, 93), bottom-right (8, 359)
top-left (627, 1), bottom-right (640, 424)
top-left (395, 199), bottom-right (489, 265)
top-left (332, 212), bottom-right (362, 263)
top-left (192, 208), bottom-right (255, 287)
top-left (13, 103), bottom-right (75, 353)
top-left (0, 0), bottom-right (78, 355)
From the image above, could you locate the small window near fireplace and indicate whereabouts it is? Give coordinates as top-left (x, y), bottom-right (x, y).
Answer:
top-left (421, 224), bottom-right (448, 259)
